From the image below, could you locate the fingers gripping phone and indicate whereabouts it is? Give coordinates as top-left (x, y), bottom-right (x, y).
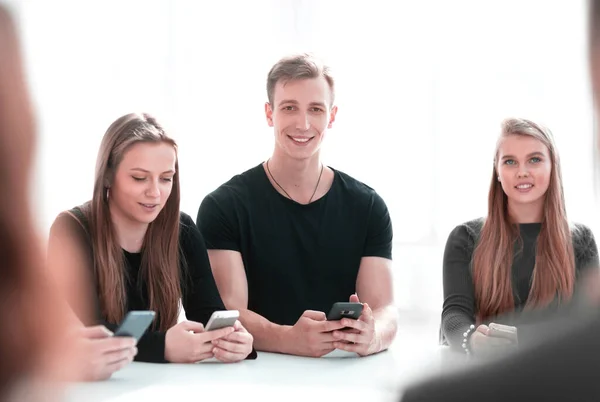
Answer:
top-left (204, 310), bottom-right (239, 331)
top-left (114, 311), bottom-right (156, 343)
top-left (488, 322), bottom-right (518, 343)
top-left (326, 302), bottom-right (363, 321)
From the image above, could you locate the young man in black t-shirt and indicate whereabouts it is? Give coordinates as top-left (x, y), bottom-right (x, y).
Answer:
top-left (197, 53), bottom-right (398, 357)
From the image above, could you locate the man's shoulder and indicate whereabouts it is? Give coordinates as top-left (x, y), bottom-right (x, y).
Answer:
top-left (333, 168), bottom-right (381, 200)
top-left (204, 163), bottom-right (264, 203)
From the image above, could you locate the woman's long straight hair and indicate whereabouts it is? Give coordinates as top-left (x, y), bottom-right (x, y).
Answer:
top-left (472, 118), bottom-right (575, 322)
top-left (81, 113), bottom-right (181, 331)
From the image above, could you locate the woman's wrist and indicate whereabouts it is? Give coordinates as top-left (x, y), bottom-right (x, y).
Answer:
top-left (462, 324), bottom-right (476, 355)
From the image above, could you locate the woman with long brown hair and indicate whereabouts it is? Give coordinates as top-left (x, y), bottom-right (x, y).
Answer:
top-left (47, 113), bottom-right (254, 364)
top-left (440, 117), bottom-right (599, 354)
top-left (400, 3), bottom-right (600, 401)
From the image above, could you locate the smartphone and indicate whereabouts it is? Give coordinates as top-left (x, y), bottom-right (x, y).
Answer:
top-left (488, 322), bottom-right (518, 342)
top-left (326, 302), bottom-right (363, 321)
top-left (204, 310), bottom-right (239, 331)
top-left (113, 310), bottom-right (156, 342)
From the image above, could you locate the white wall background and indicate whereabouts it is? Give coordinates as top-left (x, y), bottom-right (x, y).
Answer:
top-left (7, 0), bottom-right (597, 314)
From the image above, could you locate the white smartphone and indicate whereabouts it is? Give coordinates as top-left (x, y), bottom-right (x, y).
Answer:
top-left (204, 310), bottom-right (239, 331)
top-left (488, 322), bottom-right (518, 342)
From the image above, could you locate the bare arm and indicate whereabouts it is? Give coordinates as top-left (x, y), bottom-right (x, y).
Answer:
top-left (47, 213), bottom-right (95, 325)
top-left (207, 249), bottom-right (294, 353)
top-left (356, 256), bottom-right (398, 353)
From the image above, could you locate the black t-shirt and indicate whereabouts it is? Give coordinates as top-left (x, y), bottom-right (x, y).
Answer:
top-left (197, 163), bottom-right (393, 326)
top-left (58, 207), bottom-right (231, 363)
top-left (441, 218), bottom-right (600, 348)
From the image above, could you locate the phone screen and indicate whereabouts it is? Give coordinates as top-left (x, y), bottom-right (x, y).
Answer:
top-left (114, 311), bottom-right (156, 341)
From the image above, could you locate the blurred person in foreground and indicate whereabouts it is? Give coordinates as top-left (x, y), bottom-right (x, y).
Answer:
top-left (0, 5), bottom-right (136, 401)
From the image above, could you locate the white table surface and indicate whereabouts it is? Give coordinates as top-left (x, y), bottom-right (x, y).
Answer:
top-left (62, 335), bottom-right (460, 402)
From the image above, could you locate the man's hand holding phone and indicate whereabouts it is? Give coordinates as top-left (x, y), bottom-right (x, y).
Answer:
top-left (282, 310), bottom-right (347, 357)
top-left (331, 294), bottom-right (378, 356)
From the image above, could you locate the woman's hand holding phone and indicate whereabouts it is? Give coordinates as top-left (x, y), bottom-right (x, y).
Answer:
top-left (470, 323), bottom-right (518, 354)
top-left (211, 320), bottom-right (253, 363)
top-left (164, 320), bottom-right (234, 363)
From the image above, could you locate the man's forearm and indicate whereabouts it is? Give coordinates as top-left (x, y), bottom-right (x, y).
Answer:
top-left (372, 305), bottom-right (398, 353)
top-left (239, 309), bottom-right (291, 353)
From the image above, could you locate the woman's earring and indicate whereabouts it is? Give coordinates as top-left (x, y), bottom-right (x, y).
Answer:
top-left (106, 187), bottom-right (110, 201)
top-left (497, 176), bottom-right (501, 182)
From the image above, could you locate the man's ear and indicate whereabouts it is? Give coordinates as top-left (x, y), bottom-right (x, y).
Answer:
top-left (327, 105), bottom-right (338, 129)
top-left (265, 102), bottom-right (274, 127)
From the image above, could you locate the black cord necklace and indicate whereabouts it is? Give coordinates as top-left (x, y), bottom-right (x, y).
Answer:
top-left (266, 159), bottom-right (324, 204)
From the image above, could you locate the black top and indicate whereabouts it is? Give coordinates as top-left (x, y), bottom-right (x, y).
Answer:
top-left (441, 218), bottom-right (599, 348)
top-left (58, 207), bottom-right (253, 363)
top-left (196, 163), bottom-right (393, 326)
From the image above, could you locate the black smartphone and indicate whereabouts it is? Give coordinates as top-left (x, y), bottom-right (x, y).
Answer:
top-left (327, 302), bottom-right (363, 320)
top-left (113, 311), bottom-right (156, 342)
